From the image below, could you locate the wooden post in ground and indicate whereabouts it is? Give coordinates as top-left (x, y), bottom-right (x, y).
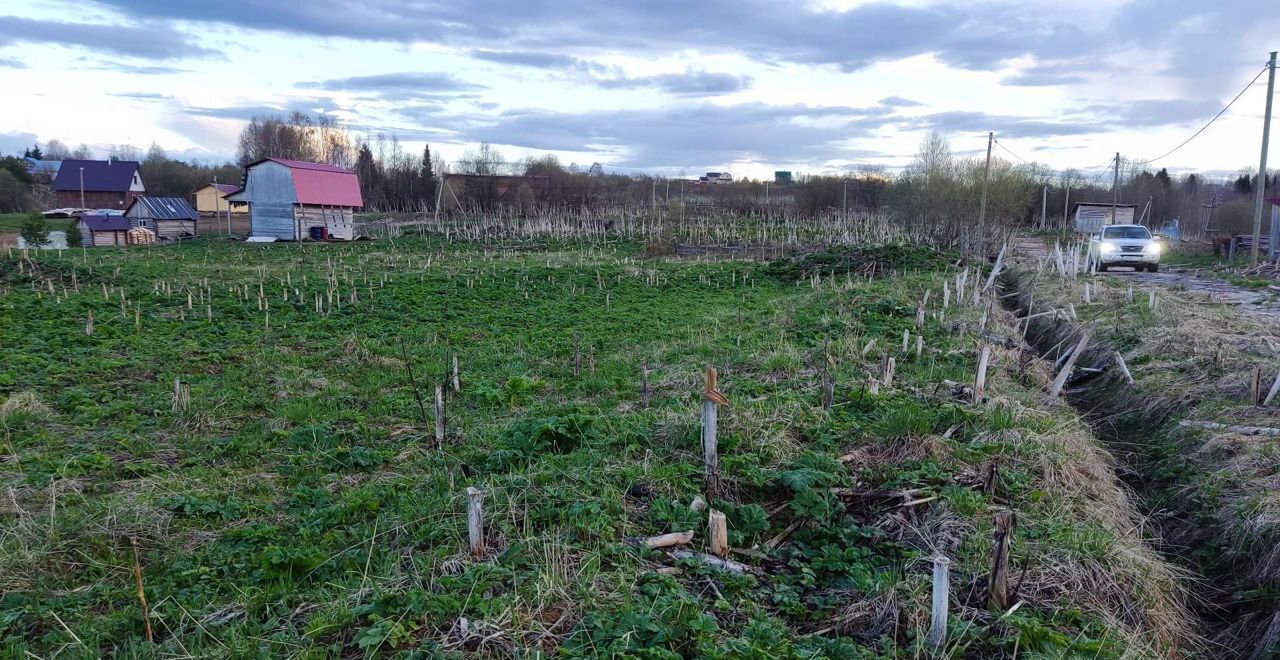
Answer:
top-left (434, 384), bottom-right (445, 448)
top-left (702, 366), bottom-right (728, 501)
top-left (466, 487), bottom-right (485, 559)
top-left (929, 556), bottom-right (950, 649)
top-left (641, 359), bottom-right (650, 409)
top-left (708, 510), bottom-right (728, 558)
top-left (1048, 332), bottom-right (1091, 401)
top-left (988, 510), bottom-right (1016, 611)
top-left (451, 355), bottom-right (461, 393)
top-left (882, 356), bottom-right (896, 388)
top-left (1251, 366), bottom-right (1264, 406)
top-left (974, 344), bottom-right (991, 404)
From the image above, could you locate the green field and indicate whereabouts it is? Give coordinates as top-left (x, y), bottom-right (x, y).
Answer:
top-left (0, 237), bottom-right (1190, 657)
top-left (0, 213), bottom-right (73, 235)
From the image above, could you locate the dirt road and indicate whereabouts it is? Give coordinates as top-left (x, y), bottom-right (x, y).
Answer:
top-left (1011, 235), bottom-right (1280, 323)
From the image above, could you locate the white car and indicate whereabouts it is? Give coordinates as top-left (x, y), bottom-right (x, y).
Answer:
top-left (1088, 224), bottom-right (1162, 272)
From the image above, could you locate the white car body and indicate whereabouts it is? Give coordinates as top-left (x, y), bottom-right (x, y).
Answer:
top-left (1088, 224), bottom-right (1162, 272)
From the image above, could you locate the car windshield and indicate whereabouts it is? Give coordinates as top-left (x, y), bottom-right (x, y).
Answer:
top-left (1102, 226), bottom-right (1151, 240)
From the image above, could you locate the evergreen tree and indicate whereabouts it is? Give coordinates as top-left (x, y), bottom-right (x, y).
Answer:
top-left (19, 211), bottom-right (49, 248)
top-left (420, 144), bottom-right (437, 209)
top-left (65, 220), bottom-right (82, 247)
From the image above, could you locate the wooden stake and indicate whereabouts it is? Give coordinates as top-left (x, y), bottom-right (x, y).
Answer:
top-left (1264, 369), bottom-right (1280, 406)
top-left (929, 556), bottom-right (950, 649)
top-left (974, 344), bottom-right (991, 404)
top-left (451, 355), bottom-right (461, 393)
top-left (1048, 332), bottom-right (1091, 401)
top-left (708, 510), bottom-right (728, 558)
top-left (434, 385), bottom-right (445, 447)
top-left (702, 366), bottom-right (726, 500)
top-left (988, 511), bottom-right (1016, 611)
top-left (466, 487), bottom-right (485, 559)
top-left (85, 310), bottom-right (94, 336)
top-left (640, 359), bottom-right (650, 409)
top-left (1251, 366), bottom-right (1264, 406)
top-left (1114, 351), bottom-right (1135, 385)
top-left (130, 537), bottom-right (153, 642)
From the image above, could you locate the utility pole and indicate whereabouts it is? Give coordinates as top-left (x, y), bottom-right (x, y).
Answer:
top-left (1111, 152), bottom-right (1120, 225)
top-left (764, 181), bottom-right (770, 219)
top-left (841, 179), bottom-right (848, 219)
top-left (79, 166), bottom-right (85, 208)
top-left (1251, 51), bottom-right (1277, 266)
top-left (976, 132), bottom-right (994, 255)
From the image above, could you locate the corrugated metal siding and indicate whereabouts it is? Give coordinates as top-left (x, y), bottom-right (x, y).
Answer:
top-left (241, 161), bottom-right (300, 240)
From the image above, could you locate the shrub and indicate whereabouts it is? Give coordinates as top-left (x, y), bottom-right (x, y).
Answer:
top-left (19, 212), bottom-right (49, 248)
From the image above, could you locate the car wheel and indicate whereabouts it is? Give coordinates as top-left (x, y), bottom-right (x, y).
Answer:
top-left (1148, 263), bottom-right (1158, 273)
top-left (1097, 264), bottom-right (1108, 272)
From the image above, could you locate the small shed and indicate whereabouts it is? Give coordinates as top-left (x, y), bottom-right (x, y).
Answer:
top-left (228, 158), bottom-right (362, 241)
top-left (194, 183), bottom-right (247, 215)
top-left (79, 215), bottom-right (131, 246)
top-left (1074, 203), bottom-right (1136, 234)
top-left (125, 196), bottom-right (198, 242)
top-left (1268, 197), bottom-right (1280, 261)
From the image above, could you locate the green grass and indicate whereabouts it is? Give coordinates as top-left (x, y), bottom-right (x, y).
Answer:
top-left (0, 213), bottom-right (73, 234)
top-left (0, 237), bottom-right (1187, 657)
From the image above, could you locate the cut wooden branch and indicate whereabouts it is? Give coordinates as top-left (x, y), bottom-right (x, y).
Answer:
top-left (708, 510), bottom-right (728, 558)
top-left (764, 518), bottom-right (805, 549)
top-left (466, 487), bottom-right (485, 559)
top-left (974, 344), bottom-right (991, 404)
top-left (1048, 332), bottom-right (1091, 401)
top-left (1264, 369), bottom-right (1280, 407)
top-left (1113, 351), bottom-right (1135, 385)
top-left (434, 384), bottom-right (446, 448)
top-left (451, 354), bottom-right (461, 393)
top-left (988, 510), bottom-right (1016, 611)
top-left (702, 366), bottom-right (726, 501)
top-left (130, 537), bottom-right (153, 643)
top-left (1251, 366), bottom-right (1264, 406)
top-left (634, 531), bottom-right (694, 549)
top-left (982, 457), bottom-right (999, 497)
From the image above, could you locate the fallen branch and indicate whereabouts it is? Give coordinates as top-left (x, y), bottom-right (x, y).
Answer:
top-left (671, 550), bottom-right (753, 574)
top-left (1178, 420), bottom-right (1280, 437)
top-left (632, 531), bottom-right (695, 549)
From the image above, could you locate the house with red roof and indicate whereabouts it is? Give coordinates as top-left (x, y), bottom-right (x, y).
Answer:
top-left (53, 159), bottom-right (145, 210)
top-left (227, 158), bottom-right (363, 241)
top-left (193, 182), bottom-right (247, 216)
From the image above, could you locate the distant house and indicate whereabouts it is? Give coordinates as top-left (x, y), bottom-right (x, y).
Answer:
top-left (193, 183), bottom-right (247, 215)
top-left (125, 196), bottom-right (199, 242)
top-left (774, 171), bottom-right (792, 185)
top-left (699, 172), bottom-right (732, 185)
top-left (1073, 203), bottom-right (1136, 234)
top-left (227, 158), bottom-right (362, 241)
top-left (53, 159), bottom-right (144, 209)
top-left (77, 215), bottom-right (131, 247)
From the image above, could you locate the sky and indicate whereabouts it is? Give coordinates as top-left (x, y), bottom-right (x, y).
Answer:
top-left (0, 0), bottom-right (1277, 181)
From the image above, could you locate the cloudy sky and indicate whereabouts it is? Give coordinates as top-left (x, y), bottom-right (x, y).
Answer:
top-left (0, 0), bottom-right (1277, 180)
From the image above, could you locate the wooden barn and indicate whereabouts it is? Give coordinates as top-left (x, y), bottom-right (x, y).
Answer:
top-left (53, 159), bottom-right (145, 209)
top-left (78, 215), bottom-right (131, 246)
top-left (193, 183), bottom-right (247, 215)
top-left (227, 158), bottom-right (362, 241)
top-left (125, 196), bottom-right (199, 242)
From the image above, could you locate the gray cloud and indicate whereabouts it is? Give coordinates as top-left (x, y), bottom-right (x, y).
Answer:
top-left (0, 15), bottom-right (218, 61)
top-left (879, 96), bottom-right (921, 107)
top-left (302, 72), bottom-right (485, 93)
top-left (185, 98), bottom-right (343, 121)
top-left (89, 61), bottom-right (190, 75)
top-left (111, 92), bottom-right (169, 100)
top-left (596, 69), bottom-right (752, 96)
top-left (0, 56), bottom-right (25, 69)
top-left (909, 111), bottom-right (1100, 139)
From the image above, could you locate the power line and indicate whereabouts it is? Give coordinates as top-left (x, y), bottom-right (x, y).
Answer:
top-left (1131, 63), bottom-right (1270, 166)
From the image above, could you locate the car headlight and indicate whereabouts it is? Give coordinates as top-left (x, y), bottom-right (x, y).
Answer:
top-left (1099, 242), bottom-right (1117, 253)
top-left (1147, 243), bottom-right (1161, 256)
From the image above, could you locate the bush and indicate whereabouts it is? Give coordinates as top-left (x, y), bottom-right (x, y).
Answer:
top-left (64, 221), bottom-right (82, 247)
top-left (19, 212), bottom-right (49, 248)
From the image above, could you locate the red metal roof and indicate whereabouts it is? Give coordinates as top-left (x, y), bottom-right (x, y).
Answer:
top-left (259, 158), bottom-right (363, 207)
